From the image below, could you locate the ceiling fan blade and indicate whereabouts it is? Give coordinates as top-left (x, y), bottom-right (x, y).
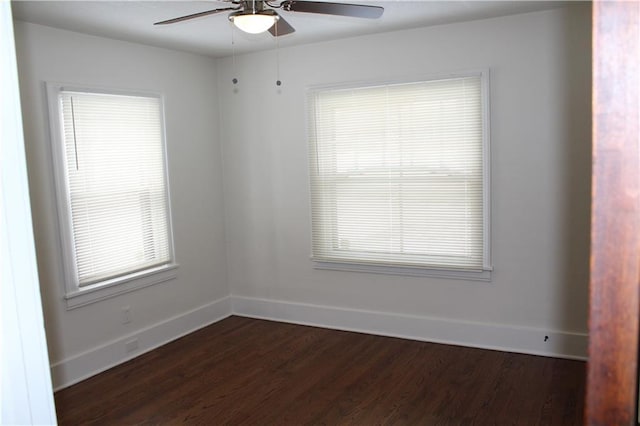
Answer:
top-left (268, 13), bottom-right (296, 36)
top-left (283, 1), bottom-right (383, 19)
top-left (154, 7), bottom-right (238, 25)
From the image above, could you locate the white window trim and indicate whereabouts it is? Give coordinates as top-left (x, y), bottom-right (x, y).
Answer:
top-left (64, 264), bottom-right (178, 309)
top-left (306, 69), bottom-right (492, 281)
top-left (46, 82), bottom-right (178, 310)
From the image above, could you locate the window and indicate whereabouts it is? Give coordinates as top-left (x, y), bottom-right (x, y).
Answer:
top-left (47, 84), bottom-right (177, 308)
top-left (307, 72), bottom-right (491, 280)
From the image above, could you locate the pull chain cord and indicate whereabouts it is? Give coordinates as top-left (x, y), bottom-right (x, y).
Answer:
top-left (231, 24), bottom-right (238, 85)
top-left (275, 20), bottom-right (281, 86)
top-left (70, 96), bottom-right (79, 170)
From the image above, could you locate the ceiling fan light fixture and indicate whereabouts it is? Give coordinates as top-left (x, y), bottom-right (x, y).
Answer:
top-left (229, 10), bottom-right (279, 34)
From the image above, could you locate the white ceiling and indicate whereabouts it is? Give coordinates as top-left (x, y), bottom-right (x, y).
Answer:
top-left (11, 1), bottom-right (569, 57)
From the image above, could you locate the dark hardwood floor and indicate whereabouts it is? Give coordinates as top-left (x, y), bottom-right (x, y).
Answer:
top-left (55, 316), bottom-right (585, 425)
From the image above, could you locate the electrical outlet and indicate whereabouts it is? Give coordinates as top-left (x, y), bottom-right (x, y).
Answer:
top-left (125, 338), bottom-right (138, 353)
top-left (121, 306), bottom-right (131, 324)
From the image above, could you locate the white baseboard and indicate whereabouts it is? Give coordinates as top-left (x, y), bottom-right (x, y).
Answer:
top-left (231, 296), bottom-right (588, 361)
top-left (51, 294), bottom-right (587, 391)
top-left (50, 296), bottom-right (232, 390)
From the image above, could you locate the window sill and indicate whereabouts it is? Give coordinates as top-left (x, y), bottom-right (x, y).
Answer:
top-left (313, 260), bottom-right (492, 282)
top-left (64, 263), bottom-right (179, 310)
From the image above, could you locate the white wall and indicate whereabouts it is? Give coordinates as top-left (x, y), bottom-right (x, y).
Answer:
top-left (219, 5), bottom-right (592, 357)
top-left (14, 21), bottom-right (230, 389)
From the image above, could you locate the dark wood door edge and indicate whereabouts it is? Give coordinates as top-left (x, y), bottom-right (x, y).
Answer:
top-left (586, 1), bottom-right (640, 425)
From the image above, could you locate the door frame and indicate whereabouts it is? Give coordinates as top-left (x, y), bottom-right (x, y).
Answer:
top-left (586, 1), bottom-right (640, 424)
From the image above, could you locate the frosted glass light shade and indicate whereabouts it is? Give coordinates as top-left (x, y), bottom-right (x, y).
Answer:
top-left (230, 13), bottom-right (277, 34)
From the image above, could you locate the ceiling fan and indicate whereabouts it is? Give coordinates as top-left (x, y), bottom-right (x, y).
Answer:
top-left (154, 0), bottom-right (384, 36)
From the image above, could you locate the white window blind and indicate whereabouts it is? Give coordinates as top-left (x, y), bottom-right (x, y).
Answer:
top-left (307, 75), bottom-right (488, 271)
top-left (58, 90), bottom-right (172, 287)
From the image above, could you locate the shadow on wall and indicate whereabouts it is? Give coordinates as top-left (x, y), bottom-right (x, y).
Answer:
top-left (558, 4), bottom-right (592, 342)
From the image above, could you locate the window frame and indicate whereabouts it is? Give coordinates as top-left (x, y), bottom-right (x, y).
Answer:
top-left (46, 83), bottom-right (178, 309)
top-left (306, 70), bottom-right (492, 281)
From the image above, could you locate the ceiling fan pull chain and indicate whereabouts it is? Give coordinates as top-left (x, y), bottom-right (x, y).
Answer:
top-left (275, 20), bottom-right (281, 86)
top-left (231, 24), bottom-right (238, 85)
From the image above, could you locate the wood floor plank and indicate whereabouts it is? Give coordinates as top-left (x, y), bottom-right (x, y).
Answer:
top-left (54, 316), bottom-right (585, 425)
